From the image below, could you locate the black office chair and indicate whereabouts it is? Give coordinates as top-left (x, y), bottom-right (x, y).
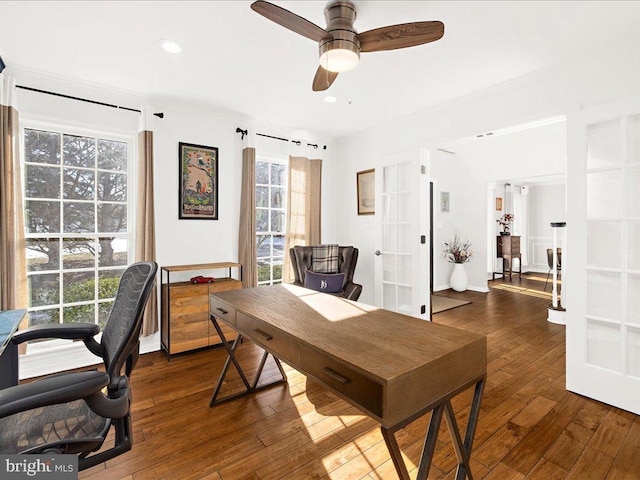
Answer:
top-left (544, 248), bottom-right (562, 291)
top-left (0, 261), bottom-right (157, 470)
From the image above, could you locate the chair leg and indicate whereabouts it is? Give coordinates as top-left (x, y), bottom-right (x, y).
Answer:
top-left (544, 269), bottom-right (551, 291)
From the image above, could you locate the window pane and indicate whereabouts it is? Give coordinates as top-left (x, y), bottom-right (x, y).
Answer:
top-left (257, 259), bottom-right (271, 282)
top-left (587, 170), bottom-right (622, 219)
top-left (63, 201), bottom-right (95, 232)
top-left (271, 187), bottom-right (285, 209)
top-left (98, 139), bottom-right (127, 171)
top-left (99, 301), bottom-right (113, 329)
top-left (256, 186), bottom-right (268, 208)
top-left (587, 119), bottom-right (622, 169)
top-left (63, 168), bottom-right (95, 200)
top-left (256, 161), bottom-right (269, 184)
top-left (256, 209), bottom-right (268, 232)
top-left (273, 235), bottom-right (285, 257)
top-left (28, 309), bottom-right (59, 328)
top-left (29, 273), bottom-right (59, 307)
top-left (98, 204), bottom-right (127, 233)
top-left (63, 271), bottom-right (95, 303)
top-left (26, 238), bottom-right (59, 272)
top-left (98, 172), bottom-right (127, 201)
top-left (273, 261), bottom-right (283, 281)
top-left (26, 165), bottom-right (60, 199)
top-left (26, 200), bottom-right (60, 233)
top-left (63, 304), bottom-right (95, 324)
top-left (257, 235), bottom-right (272, 258)
top-left (271, 163), bottom-right (286, 186)
top-left (99, 269), bottom-right (123, 299)
top-left (63, 238), bottom-right (96, 269)
top-left (24, 129), bottom-right (60, 165)
top-left (63, 135), bottom-right (95, 168)
top-left (271, 210), bottom-right (285, 233)
top-left (98, 238), bottom-right (127, 267)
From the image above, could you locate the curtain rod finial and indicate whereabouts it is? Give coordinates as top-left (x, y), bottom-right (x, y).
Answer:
top-left (236, 127), bottom-right (248, 140)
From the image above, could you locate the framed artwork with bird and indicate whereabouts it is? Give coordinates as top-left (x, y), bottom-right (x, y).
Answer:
top-left (179, 142), bottom-right (218, 220)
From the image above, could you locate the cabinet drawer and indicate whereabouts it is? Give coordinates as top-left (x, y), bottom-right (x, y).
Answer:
top-left (236, 312), bottom-right (299, 364)
top-left (170, 311), bottom-right (209, 354)
top-left (210, 297), bottom-right (236, 326)
top-left (299, 344), bottom-right (383, 418)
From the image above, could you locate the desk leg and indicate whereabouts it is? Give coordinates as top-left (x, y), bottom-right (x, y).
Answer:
top-left (381, 377), bottom-right (485, 480)
top-left (444, 378), bottom-right (485, 480)
top-left (209, 316), bottom-right (287, 407)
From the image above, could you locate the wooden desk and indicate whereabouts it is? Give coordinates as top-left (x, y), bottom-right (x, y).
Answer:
top-left (0, 309), bottom-right (26, 389)
top-left (209, 285), bottom-right (486, 480)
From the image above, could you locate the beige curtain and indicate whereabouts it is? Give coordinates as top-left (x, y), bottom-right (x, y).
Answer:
top-left (135, 107), bottom-right (158, 336)
top-left (238, 147), bottom-right (257, 288)
top-left (283, 156), bottom-right (322, 283)
top-left (0, 74), bottom-right (27, 315)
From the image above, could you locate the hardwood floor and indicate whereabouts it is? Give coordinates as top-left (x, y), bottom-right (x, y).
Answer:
top-left (79, 275), bottom-right (640, 479)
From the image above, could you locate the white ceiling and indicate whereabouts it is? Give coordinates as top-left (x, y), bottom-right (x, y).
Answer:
top-left (2, 1), bottom-right (640, 139)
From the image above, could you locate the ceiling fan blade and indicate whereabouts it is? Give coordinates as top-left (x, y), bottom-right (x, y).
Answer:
top-left (251, 1), bottom-right (331, 43)
top-left (312, 66), bottom-right (339, 92)
top-left (357, 21), bottom-right (445, 53)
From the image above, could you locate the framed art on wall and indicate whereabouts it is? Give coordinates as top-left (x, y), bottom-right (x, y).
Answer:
top-left (179, 142), bottom-right (218, 220)
top-left (440, 191), bottom-right (450, 212)
top-left (495, 197), bottom-right (503, 211)
top-left (357, 168), bottom-right (375, 215)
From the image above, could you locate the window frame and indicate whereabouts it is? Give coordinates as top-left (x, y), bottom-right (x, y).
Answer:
top-left (20, 119), bottom-right (135, 352)
top-left (255, 154), bottom-right (287, 286)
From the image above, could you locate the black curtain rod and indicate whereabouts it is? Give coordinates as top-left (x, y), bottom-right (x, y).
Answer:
top-left (16, 85), bottom-right (164, 118)
top-left (249, 131), bottom-right (326, 150)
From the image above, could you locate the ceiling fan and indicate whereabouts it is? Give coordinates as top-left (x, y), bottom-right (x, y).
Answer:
top-left (250, 0), bottom-right (445, 92)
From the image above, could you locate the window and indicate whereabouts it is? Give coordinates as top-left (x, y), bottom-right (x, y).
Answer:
top-left (256, 157), bottom-right (287, 285)
top-left (22, 126), bottom-right (132, 345)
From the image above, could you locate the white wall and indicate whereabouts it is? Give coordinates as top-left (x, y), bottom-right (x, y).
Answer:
top-left (527, 183), bottom-right (567, 272)
top-left (335, 46), bottom-right (640, 305)
top-left (13, 69), bottom-right (335, 376)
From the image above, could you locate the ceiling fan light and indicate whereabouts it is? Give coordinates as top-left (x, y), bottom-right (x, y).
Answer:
top-left (319, 48), bottom-right (359, 73)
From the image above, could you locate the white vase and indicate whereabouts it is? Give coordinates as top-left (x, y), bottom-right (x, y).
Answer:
top-left (450, 263), bottom-right (469, 292)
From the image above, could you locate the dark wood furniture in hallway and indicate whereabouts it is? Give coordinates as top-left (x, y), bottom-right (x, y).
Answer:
top-left (494, 235), bottom-right (522, 280)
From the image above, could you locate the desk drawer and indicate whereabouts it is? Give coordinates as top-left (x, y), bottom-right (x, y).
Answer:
top-left (209, 297), bottom-right (236, 326)
top-left (299, 344), bottom-right (383, 418)
top-left (237, 312), bottom-right (299, 364)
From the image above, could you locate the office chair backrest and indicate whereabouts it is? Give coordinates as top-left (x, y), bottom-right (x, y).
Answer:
top-left (100, 261), bottom-right (157, 383)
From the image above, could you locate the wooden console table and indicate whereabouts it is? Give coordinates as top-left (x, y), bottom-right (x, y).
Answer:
top-left (209, 284), bottom-right (487, 479)
top-left (493, 235), bottom-right (522, 280)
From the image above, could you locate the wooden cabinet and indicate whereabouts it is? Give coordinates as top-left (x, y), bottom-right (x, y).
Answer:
top-left (494, 235), bottom-right (521, 280)
top-left (161, 263), bottom-right (242, 358)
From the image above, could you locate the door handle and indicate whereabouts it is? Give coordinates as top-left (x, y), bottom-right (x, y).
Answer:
top-left (374, 250), bottom-right (382, 256)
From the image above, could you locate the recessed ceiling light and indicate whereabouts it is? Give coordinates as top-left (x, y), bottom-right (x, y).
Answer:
top-left (324, 96), bottom-right (337, 103)
top-left (161, 40), bottom-right (183, 54)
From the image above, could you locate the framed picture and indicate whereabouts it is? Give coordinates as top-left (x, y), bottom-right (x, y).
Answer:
top-left (178, 142), bottom-right (218, 220)
top-left (440, 191), bottom-right (450, 212)
top-left (357, 169), bottom-right (375, 215)
top-left (495, 197), bottom-right (503, 211)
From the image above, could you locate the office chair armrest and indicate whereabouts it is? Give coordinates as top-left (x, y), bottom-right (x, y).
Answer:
top-left (0, 371), bottom-right (109, 419)
top-left (11, 323), bottom-right (100, 345)
top-left (343, 282), bottom-right (363, 301)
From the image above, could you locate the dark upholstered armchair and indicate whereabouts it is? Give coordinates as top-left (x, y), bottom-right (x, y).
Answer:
top-left (0, 261), bottom-right (157, 470)
top-left (289, 245), bottom-right (362, 301)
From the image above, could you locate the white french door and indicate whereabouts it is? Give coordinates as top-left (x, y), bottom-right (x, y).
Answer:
top-left (566, 97), bottom-right (640, 414)
top-left (374, 149), bottom-right (429, 319)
